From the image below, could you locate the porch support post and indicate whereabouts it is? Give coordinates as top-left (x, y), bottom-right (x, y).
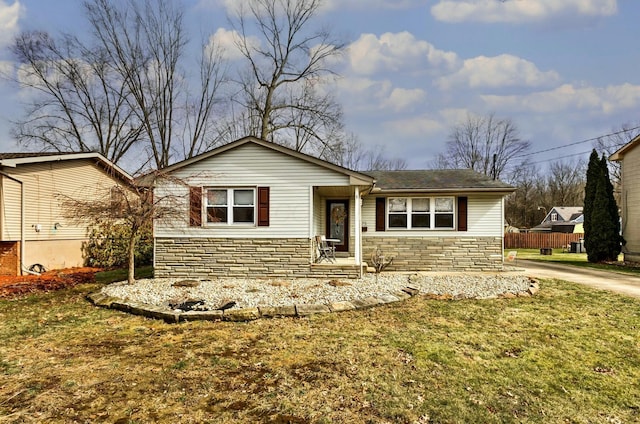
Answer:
top-left (308, 186), bottom-right (314, 238)
top-left (354, 186), bottom-right (361, 267)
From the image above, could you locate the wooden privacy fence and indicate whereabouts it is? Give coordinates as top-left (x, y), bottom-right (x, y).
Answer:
top-left (505, 233), bottom-right (583, 249)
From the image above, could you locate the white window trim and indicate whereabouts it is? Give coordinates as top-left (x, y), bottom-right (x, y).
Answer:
top-left (204, 187), bottom-right (257, 226)
top-left (386, 197), bottom-right (455, 230)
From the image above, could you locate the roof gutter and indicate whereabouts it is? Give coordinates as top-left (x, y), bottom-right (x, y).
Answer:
top-left (369, 187), bottom-right (516, 194)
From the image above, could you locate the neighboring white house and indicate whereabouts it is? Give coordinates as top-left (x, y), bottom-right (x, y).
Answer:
top-left (611, 135), bottom-right (640, 263)
top-left (531, 206), bottom-right (583, 233)
top-left (153, 137), bottom-right (516, 279)
top-left (0, 152), bottom-right (133, 275)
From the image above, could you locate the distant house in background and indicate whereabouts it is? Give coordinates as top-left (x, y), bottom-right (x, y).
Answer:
top-left (531, 206), bottom-right (583, 233)
top-left (0, 152), bottom-right (133, 275)
top-left (611, 134), bottom-right (640, 263)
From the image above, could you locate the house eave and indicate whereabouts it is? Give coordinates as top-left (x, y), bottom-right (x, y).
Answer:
top-left (156, 136), bottom-right (375, 186)
top-left (0, 152), bottom-right (133, 183)
top-left (610, 134), bottom-right (640, 161)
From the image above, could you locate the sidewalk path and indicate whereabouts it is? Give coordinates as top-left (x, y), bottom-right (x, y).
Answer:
top-left (518, 260), bottom-right (640, 299)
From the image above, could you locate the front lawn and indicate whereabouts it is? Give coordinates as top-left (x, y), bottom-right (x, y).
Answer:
top-left (94, 265), bottom-right (154, 284)
top-left (1, 278), bottom-right (639, 423)
top-left (506, 249), bottom-right (640, 275)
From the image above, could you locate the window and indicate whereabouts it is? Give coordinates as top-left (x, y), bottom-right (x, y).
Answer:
top-left (550, 212), bottom-right (558, 222)
top-left (434, 197), bottom-right (454, 228)
top-left (387, 197), bottom-right (455, 230)
top-left (205, 188), bottom-right (255, 224)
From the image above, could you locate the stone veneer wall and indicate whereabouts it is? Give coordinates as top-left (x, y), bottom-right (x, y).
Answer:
top-left (155, 238), bottom-right (360, 279)
top-left (363, 236), bottom-right (504, 272)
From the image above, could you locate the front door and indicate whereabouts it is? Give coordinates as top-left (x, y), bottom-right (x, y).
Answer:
top-left (326, 199), bottom-right (349, 252)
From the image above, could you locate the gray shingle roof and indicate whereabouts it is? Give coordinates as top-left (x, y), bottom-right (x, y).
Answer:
top-left (0, 152), bottom-right (79, 159)
top-left (365, 169), bottom-right (515, 192)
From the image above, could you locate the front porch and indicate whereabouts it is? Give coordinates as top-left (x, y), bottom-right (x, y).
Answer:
top-left (311, 185), bottom-right (367, 275)
top-left (309, 256), bottom-right (366, 279)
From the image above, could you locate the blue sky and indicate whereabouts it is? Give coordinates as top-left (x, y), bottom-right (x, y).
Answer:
top-left (0, 0), bottom-right (638, 170)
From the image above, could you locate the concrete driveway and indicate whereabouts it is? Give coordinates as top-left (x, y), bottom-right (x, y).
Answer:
top-left (517, 259), bottom-right (640, 299)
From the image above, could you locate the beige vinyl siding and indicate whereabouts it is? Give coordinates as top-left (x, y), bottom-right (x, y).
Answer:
top-left (1, 160), bottom-right (121, 241)
top-left (1, 176), bottom-right (22, 240)
top-left (621, 146), bottom-right (640, 260)
top-left (156, 143), bottom-right (352, 239)
top-left (361, 194), bottom-right (504, 237)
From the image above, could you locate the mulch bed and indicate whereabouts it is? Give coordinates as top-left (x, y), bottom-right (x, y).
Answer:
top-left (0, 268), bottom-right (101, 298)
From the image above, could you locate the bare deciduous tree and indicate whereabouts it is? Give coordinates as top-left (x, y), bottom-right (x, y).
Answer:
top-left (86, 0), bottom-right (226, 168)
top-left (59, 173), bottom-right (185, 284)
top-left (504, 158), bottom-right (587, 229)
top-left (12, 0), bottom-right (227, 170)
top-left (323, 134), bottom-right (407, 171)
top-left (434, 113), bottom-right (531, 180)
top-left (547, 159), bottom-right (586, 206)
top-left (594, 122), bottom-right (640, 189)
top-left (504, 162), bottom-right (540, 228)
top-left (228, 0), bottom-right (345, 156)
top-left (11, 31), bottom-right (142, 164)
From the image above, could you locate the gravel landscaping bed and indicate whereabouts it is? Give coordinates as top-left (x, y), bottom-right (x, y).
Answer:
top-left (100, 272), bottom-right (534, 311)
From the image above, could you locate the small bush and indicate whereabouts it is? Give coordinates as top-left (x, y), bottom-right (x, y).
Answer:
top-left (82, 220), bottom-right (153, 268)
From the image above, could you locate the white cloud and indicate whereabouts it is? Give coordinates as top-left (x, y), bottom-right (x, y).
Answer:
top-left (382, 88), bottom-right (427, 112)
top-left (481, 83), bottom-right (640, 115)
top-left (0, 1), bottom-right (22, 48)
top-left (199, 0), bottom-right (426, 14)
top-left (384, 114), bottom-right (445, 138)
top-left (334, 76), bottom-right (426, 114)
top-left (431, 0), bottom-right (617, 24)
top-left (324, 0), bottom-right (427, 11)
top-left (208, 28), bottom-right (260, 61)
top-left (437, 54), bottom-right (560, 89)
top-left (0, 60), bottom-right (12, 76)
top-left (346, 32), bottom-right (458, 76)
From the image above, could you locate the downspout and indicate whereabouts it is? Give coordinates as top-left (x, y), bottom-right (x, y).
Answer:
top-left (0, 171), bottom-right (25, 275)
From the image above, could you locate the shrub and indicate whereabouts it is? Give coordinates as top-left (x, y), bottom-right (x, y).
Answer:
top-left (82, 220), bottom-right (153, 268)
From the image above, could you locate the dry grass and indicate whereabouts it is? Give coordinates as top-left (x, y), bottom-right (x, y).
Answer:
top-left (1, 278), bottom-right (639, 423)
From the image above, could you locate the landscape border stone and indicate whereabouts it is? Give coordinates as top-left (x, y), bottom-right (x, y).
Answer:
top-left (86, 285), bottom-right (424, 323)
top-left (87, 276), bottom-right (540, 323)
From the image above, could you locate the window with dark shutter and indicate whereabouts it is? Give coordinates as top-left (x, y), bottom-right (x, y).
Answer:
top-left (257, 186), bottom-right (270, 226)
top-left (189, 186), bottom-right (202, 227)
top-left (375, 197), bottom-right (386, 231)
top-left (457, 196), bottom-right (468, 231)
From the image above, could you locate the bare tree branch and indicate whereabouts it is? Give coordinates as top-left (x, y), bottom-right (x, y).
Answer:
top-left (434, 112), bottom-right (531, 180)
top-left (227, 0), bottom-right (345, 156)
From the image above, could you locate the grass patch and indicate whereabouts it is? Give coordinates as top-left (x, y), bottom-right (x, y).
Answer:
top-left (94, 265), bottom-right (154, 284)
top-left (507, 249), bottom-right (640, 275)
top-left (0, 279), bottom-right (639, 422)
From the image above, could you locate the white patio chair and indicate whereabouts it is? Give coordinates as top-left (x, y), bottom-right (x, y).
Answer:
top-left (315, 235), bottom-right (336, 263)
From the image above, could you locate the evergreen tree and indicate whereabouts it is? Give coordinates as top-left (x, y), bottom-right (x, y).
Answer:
top-left (584, 153), bottom-right (621, 262)
top-left (583, 150), bottom-right (600, 255)
top-left (601, 155), bottom-right (621, 247)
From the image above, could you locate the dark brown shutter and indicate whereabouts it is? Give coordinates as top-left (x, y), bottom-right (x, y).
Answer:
top-left (257, 186), bottom-right (270, 226)
top-left (375, 197), bottom-right (386, 232)
top-left (189, 186), bottom-right (202, 227)
top-left (457, 196), bottom-right (468, 232)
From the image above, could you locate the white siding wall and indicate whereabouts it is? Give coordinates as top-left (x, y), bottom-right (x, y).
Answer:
top-left (155, 143), bottom-right (352, 238)
top-left (1, 160), bottom-right (122, 241)
top-left (1, 176), bottom-right (22, 240)
top-left (361, 193), bottom-right (504, 237)
top-left (621, 146), bottom-right (640, 259)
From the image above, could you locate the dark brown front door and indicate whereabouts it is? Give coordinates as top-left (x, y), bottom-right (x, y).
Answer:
top-left (326, 199), bottom-right (349, 252)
